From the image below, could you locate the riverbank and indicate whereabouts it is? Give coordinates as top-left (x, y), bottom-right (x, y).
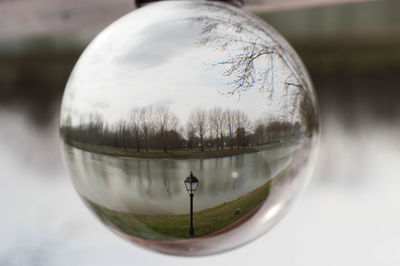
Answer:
top-left (63, 139), bottom-right (299, 160)
top-left (84, 165), bottom-right (288, 241)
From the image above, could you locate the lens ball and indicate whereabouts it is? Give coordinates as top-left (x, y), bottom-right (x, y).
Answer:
top-left (60, 0), bottom-right (320, 256)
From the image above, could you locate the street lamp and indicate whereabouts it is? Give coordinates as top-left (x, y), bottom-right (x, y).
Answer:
top-left (184, 171), bottom-right (199, 237)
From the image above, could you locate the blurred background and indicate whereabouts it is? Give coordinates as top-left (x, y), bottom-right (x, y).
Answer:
top-left (1, 0), bottom-right (400, 265)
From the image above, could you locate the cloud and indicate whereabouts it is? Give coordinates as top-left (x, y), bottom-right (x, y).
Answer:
top-left (113, 18), bottom-right (197, 70)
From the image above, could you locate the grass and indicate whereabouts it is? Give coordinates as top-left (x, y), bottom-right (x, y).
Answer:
top-left (84, 165), bottom-right (288, 241)
top-left (64, 139), bottom-right (298, 160)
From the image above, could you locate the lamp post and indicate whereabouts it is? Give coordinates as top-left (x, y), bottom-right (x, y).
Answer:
top-left (184, 171), bottom-right (199, 237)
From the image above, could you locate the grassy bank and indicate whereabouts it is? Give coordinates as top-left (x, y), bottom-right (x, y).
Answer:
top-left (85, 166), bottom-right (288, 241)
top-left (64, 139), bottom-right (298, 160)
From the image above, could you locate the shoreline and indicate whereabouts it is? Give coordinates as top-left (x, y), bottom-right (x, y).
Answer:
top-left (63, 138), bottom-right (300, 160)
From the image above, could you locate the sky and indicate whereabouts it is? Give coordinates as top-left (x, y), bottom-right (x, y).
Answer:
top-left (60, 1), bottom-right (311, 129)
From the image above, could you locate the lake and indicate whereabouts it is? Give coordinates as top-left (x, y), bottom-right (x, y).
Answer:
top-left (63, 143), bottom-right (301, 215)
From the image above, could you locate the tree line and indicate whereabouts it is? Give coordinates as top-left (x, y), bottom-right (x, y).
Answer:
top-left (60, 106), bottom-right (304, 153)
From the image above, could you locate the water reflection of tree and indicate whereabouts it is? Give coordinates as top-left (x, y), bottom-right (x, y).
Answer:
top-left (66, 143), bottom-right (277, 215)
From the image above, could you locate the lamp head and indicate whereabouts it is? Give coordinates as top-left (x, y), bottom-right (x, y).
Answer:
top-left (184, 171), bottom-right (200, 194)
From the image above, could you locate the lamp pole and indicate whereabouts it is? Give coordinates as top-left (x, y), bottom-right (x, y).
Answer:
top-left (189, 192), bottom-right (194, 237)
top-left (184, 171), bottom-right (199, 237)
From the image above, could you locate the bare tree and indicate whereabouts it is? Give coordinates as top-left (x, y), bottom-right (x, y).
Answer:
top-left (63, 103), bottom-right (308, 154)
top-left (208, 107), bottom-right (220, 150)
top-left (190, 4), bottom-right (307, 97)
top-left (298, 91), bottom-right (318, 137)
top-left (252, 119), bottom-right (266, 146)
top-left (224, 109), bottom-right (235, 150)
top-left (186, 122), bottom-right (196, 149)
top-left (188, 4), bottom-right (316, 132)
top-left (217, 109), bottom-right (226, 150)
top-left (119, 120), bottom-right (129, 151)
top-left (188, 108), bottom-right (208, 152)
top-left (130, 110), bottom-right (141, 152)
top-left (154, 106), bottom-right (179, 153)
top-left (60, 114), bottom-right (73, 140)
top-left (232, 110), bottom-right (251, 149)
top-left (208, 107), bottom-right (227, 151)
top-left (140, 106), bottom-right (153, 152)
top-left (87, 113), bottom-right (105, 146)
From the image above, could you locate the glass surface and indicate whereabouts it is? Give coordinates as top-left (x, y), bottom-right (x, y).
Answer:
top-left (59, 0), bottom-right (320, 256)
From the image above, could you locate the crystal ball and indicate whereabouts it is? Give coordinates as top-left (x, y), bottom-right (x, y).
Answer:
top-left (60, 0), bottom-right (320, 256)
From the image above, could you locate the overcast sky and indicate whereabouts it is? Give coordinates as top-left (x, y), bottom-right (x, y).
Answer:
top-left (60, 1), bottom-right (303, 128)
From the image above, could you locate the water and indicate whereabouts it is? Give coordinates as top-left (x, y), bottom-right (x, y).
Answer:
top-left (63, 144), bottom-right (297, 215)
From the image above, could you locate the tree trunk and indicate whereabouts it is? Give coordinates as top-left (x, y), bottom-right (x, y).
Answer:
top-left (135, 131), bottom-right (140, 152)
top-left (123, 129), bottom-right (127, 151)
top-left (200, 134), bottom-right (204, 152)
top-left (216, 133), bottom-right (219, 151)
top-left (220, 133), bottom-right (224, 150)
top-left (145, 132), bottom-right (149, 152)
top-left (163, 131), bottom-right (168, 153)
top-left (229, 131), bottom-right (233, 150)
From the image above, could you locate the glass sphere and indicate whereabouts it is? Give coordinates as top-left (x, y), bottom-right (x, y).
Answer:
top-left (60, 0), bottom-right (320, 256)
